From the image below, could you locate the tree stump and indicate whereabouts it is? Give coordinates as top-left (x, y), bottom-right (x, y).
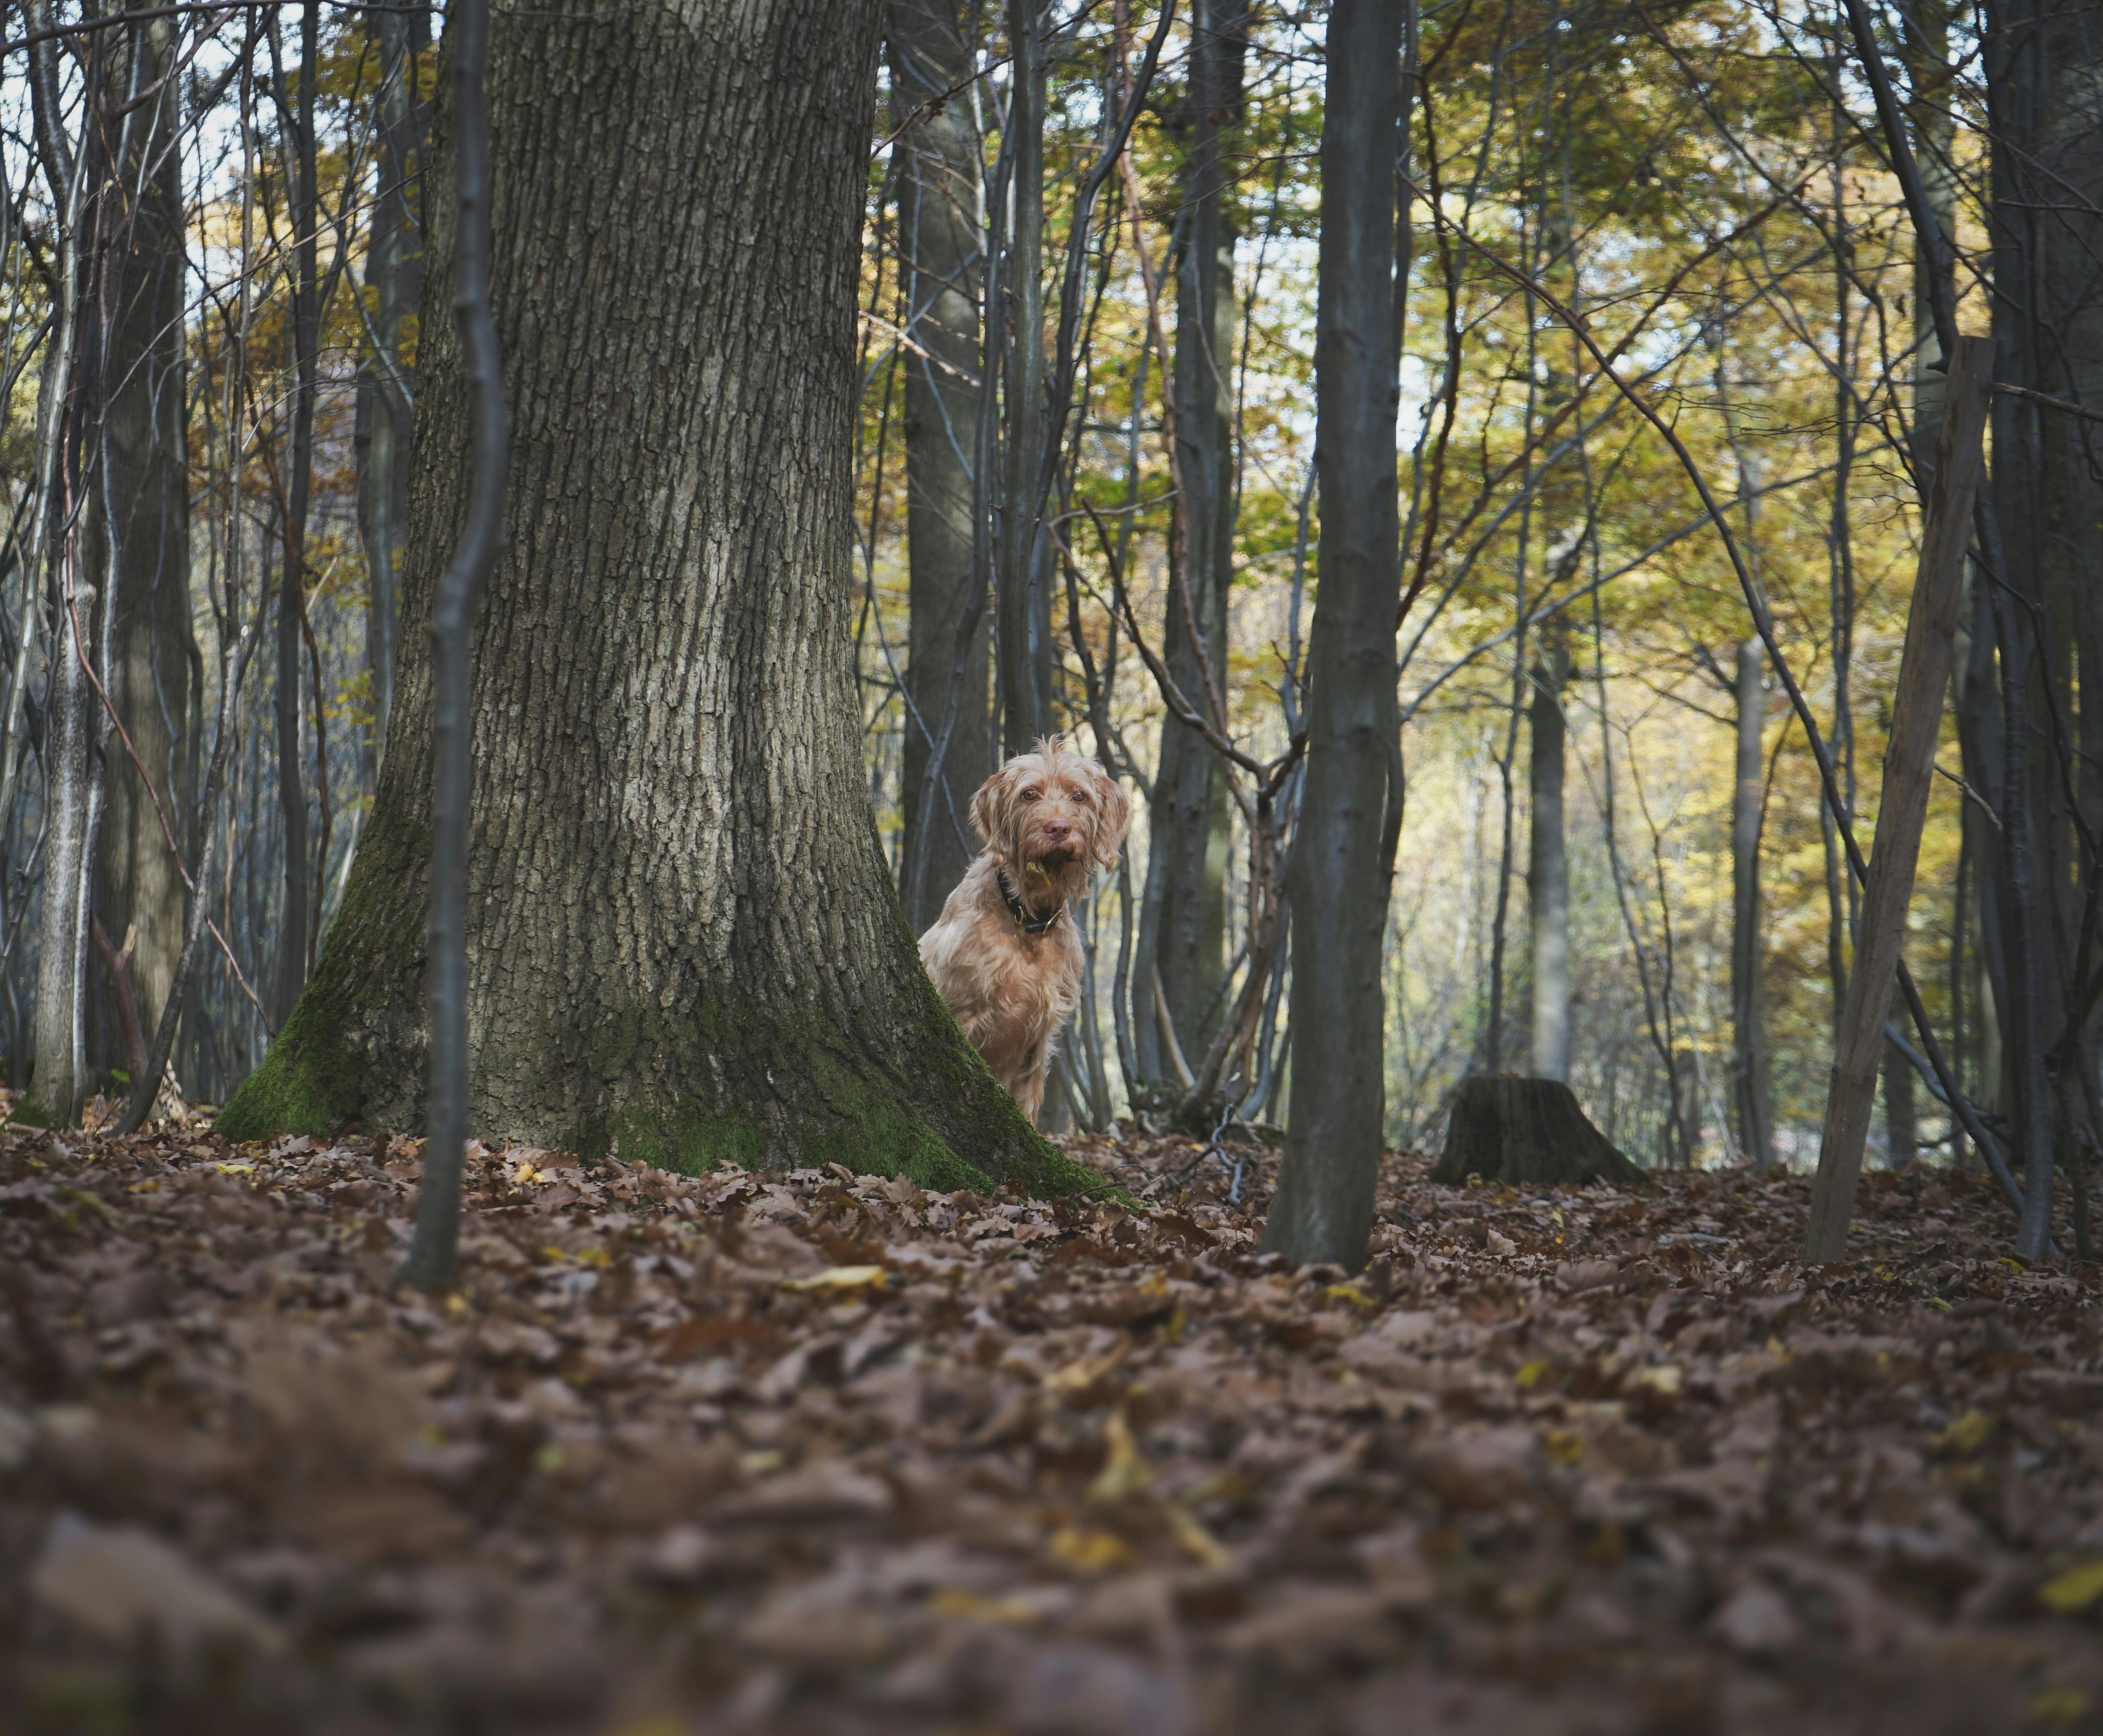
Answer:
top-left (1433, 1076), bottom-right (1650, 1188)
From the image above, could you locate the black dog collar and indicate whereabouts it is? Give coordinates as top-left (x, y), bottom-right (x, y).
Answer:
top-left (996, 867), bottom-right (1064, 934)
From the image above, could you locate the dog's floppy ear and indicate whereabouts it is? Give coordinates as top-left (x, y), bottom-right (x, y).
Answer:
top-left (1091, 763), bottom-right (1130, 866)
top-left (969, 768), bottom-right (1006, 846)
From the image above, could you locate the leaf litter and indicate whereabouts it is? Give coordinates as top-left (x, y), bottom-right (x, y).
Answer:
top-left (1, 1112), bottom-right (2100, 1733)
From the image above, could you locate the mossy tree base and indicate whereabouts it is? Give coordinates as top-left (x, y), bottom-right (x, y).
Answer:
top-left (217, 0), bottom-right (1102, 1203)
top-left (215, 793), bottom-right (1099, 1198)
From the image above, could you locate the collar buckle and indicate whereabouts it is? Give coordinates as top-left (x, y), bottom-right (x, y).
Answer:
top-left (996, 867), bottom-right (1064, 934)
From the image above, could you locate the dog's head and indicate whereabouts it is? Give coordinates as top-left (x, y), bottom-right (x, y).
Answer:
top-left (971, 737), bottom-right (1129, 907)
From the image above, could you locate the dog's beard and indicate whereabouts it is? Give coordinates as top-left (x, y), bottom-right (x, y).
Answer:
top-left (1011, 835), bottom-right (1088, 904)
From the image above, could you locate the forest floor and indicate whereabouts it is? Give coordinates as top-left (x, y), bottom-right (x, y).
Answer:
top-left (1, 1105), bottom-right (2100, 1734)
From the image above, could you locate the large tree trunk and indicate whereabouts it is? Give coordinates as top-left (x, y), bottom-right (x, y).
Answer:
top-left (2001, 0), bottom-right (2103, 1244)
top-left (1985, 0), bottom-right (2103, 1255)
top-left (1729, 636), bottom-right (1773, 1165)
top-left (889, 0), bottom-right (990, 933)
top-left (1137, 0), bottom-right (1244, 1086)
top-left (1526, 632), bottom-right (1569, 1081)
top-left (1259, 0), bottom-right (1403, 1270)
top-left (84, 16), bottom-right (195, 1098)
top-left (215, 0), bottom-right (1084, 1194)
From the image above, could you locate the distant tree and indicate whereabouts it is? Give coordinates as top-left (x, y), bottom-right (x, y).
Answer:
top-left (889, 0), bottom-right (990, 934)
top-left (1138, 0), bottom-right (1247, 1088)
top-left (272, 0), bottom-right (322, 1023)
top-left (354, 0), bottom-right (431, 777)
top-left (1731, 636), bottom-right (1772, 1166)
top-left (1527, 633), bottom-right (1570, 1081)
top-left (29, 16), bottom-right (196, 1127)
top-left (87, 16), bottom-right (198, 1099)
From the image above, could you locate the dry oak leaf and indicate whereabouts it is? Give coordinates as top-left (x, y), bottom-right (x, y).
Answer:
top-left (780, 1264), bottom-right (888, 1295)
top-left (2036, 1559), bottom-right (2103, 1615)
top-left (32, 1515), bottom-right (283, 1655)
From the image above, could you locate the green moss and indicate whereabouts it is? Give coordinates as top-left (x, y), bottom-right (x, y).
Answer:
top-left (575, 975), bottom-right (1123, 1201)
top-left (214, 985), bottom-right (370, 1141)
top-left (8, 1097), bottom-right (55, 1130)
top-left (215, 801), bottom-right (429, 1144)
top-left (596, 1097), bottom-right (1000, 1191)
top-left (212, 812), bottom-right (1124, 1205)
top-left (593, 1104), bottom-right (770, 1177)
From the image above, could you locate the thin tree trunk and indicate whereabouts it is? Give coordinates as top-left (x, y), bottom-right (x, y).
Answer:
top-left (1483, 641), bottom-right (1521, 1072)
top-left (216, 0), bottom-right (1083, 1197)
top-left (1805, 336), bottom-right (1989, 1265)
top-left (1525, 45), bottom-right (1576, 1089)
top-left (1527, 631), bottom-right (1569, 1080)
top-left (1260, 0), bottom-right (1404, 1269)
top-left (1883, 992), bottom-right (1917, 1166)
top-left (273, 0), bottom-right (319, 1022)
top-left (1144, 0), bottom-right (1245, 1077)
top-left (997, 0), bottom-right (1048, 754)
top-left (115, 542), bottom-right (269, 1134)
top-left (400, 0), bottom-right (505, 1290)
top-left (889, 0), bottom-right (990, 931)
top-left (33, 565), bottom-right (104, 1131)
top-left (1731, 636), bottom-right (1773, 1165)
top-left (355, 0), bottom-right (428, 783)
top-left (30, 20), bottom-right (117, 1131)
top-left (1958, 571), bottom-right (2009, 1115)
top-left (1905, 0), bottom-right (1968, 1166)
top-left (16, 0), bottom-right (85, 1124)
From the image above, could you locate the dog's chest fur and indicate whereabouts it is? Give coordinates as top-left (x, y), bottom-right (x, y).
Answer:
top-left (918, 855), bottom-right (1083, 1092)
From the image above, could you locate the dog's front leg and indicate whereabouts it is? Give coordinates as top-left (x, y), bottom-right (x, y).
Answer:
top-left (1013, 1047), bottom-right (1048, 1127)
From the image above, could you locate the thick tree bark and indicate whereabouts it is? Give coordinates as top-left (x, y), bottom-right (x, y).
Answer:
top-left (1138, 0), bottom-right (1245, 1083)
top-left (1526, 633), bottom-right (1569, 1081)
top-left (1984, 0), bottom-right (2103, 1257)
top-left (216, 0), bottom-right (1088, 1195)
top-left (1260, 0), bottom-right (1403, 1270)
top-left (889, 0), bottom-right (990, 933)
top-left (85, 16), bottom-right (195, 1098)
top-left (1729, 636), bottom-right (1772, 1165)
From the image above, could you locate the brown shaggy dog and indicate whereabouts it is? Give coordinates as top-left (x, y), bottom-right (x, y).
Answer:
top-left (920, 740), bottom-right (1129, 1125)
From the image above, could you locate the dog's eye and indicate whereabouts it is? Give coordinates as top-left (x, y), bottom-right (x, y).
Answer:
top-left (1020, 787), bottom-right (1042, 802)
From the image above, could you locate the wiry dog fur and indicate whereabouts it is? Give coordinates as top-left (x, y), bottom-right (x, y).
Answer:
top-left (920, 739), bottom-right (1130, 1125)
